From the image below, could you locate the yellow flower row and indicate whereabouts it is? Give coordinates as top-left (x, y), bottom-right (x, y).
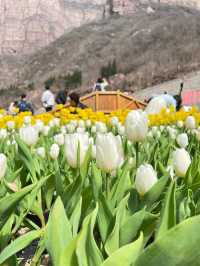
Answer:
top-left (0, 105), bottom-right (199, 129)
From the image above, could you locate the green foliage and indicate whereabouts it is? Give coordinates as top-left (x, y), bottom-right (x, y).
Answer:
top-left (100, 59), bottom-right (117, 78)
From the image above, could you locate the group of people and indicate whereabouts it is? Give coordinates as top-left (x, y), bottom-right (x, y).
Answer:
top-left (41, 85), bottom-right (87, 112)
top-left (8, 85), bottom-right (87, 115)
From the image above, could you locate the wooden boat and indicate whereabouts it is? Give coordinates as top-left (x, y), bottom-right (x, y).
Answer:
top-left (80, 91), bottom-right (146, 113)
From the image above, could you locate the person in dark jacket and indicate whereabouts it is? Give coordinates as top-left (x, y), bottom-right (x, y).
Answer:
top-left (55, 88), bottom-right (68, 105)
top-left (18, 94), bottom-right (34, 114)
top-left (69, 92), bottom-right (87, 109)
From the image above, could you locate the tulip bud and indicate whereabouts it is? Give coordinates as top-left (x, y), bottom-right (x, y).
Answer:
top-left (135, 164), bottom-right (157, 196)
top-left (19, 126), bottom-right (39, 146)
top-left (177, 120), bottom-right (184, 128)
top-left (125, 110), bottom-right (148, 142)
top-left (35, 120), bottom-right (44, 133)
top-left (185, 116), bottom-right (196, 129)
top-left (50, 143), bottom-right (60, 160)
top-left (36, 147), bottom-right (46, 158)
top-left (173, 148), bottom-right (191, 177)
top-left (24, 116), bottom-right (32, 125)
top-left (64, 133), bottom-right (90, 168)
top-left (176, 133), bottom-right (188, 148)
top-left (78, 120), bottom-right (85, 128)
top-left (54, 133), bottom-right (65, 146)
top-left (86, 120), bottom-right (91, 128)
top-left (0, 154), bottom-right (7, 180)
top-left (96, 133), bottom-right (124, 172)
top-left (7, 120), bottom-right (15, 130)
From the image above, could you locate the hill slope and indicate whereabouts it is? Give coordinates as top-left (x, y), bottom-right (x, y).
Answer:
top-left (1, 4), bottom-right (200, 106)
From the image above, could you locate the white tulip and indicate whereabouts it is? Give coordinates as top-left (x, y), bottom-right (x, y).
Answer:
top-left (24, 116), bottom-right (32, 125)
top-left (118, 125), bottom-right (125, 136)
top-left (70, 120), bottom-right (78, 127)
top-left (19, 126), bottom-right (38, 146)
top-left (135, 164), bottom-right (157, 196)
top-left (177, 120), bottom-right (184, 128)
top-left (64, 133), bottom-right (90, 168)
top-left (78, 120), bottom-right (85, 128)
top-left (91, 125), bottom-right (97, 133)
top-left (0, 129), bottom-right (7, 139)
top-left (89, 137), bottom-right (94, 145)
top-left (42, 126), bottom-right (50, 136)
top-left (96, 122), bottom-right (107, 133)
top-left (54, 133), bottom-right (65, 146)
top-left (167, 127), bottom-right (177, 140)
top-left (185, 116), bottom-right (196, 129)
top-left (35, 120), bottom-right (44, 133)
top-left (66, 124), bottom-right (75, 134)
top-left (50, 143), bottom-right (60, 160)
top-left (61, 126), bottom-right (67, 134)
top-left (96, 133), bottom-right (124, 172)
top-left (173, 148), bottom-right (191, 177)
top-left (111, 116), bottom-right (119, 126)
top-left (145, 97), bottom-right (167, 114)
top-left (176, 133), bottom-right (188, 148)
top-left (86, 120), bottom-right (92, 128)
top-left (36, 147), bottom-right (46, 158)
top-left (76, 127), bottom-right (85, 133)
top-left (125, 110), bottom-right (148, 142)
top-left (0, 153), bottom-right (7, 180)
top-left (7, 120), bottom-right (15, 130)
top-left (53, 118), bottom-right (60, 127)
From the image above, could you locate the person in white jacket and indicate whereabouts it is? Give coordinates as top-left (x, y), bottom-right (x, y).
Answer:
top-left (41, 85), bottom-right (55, 112)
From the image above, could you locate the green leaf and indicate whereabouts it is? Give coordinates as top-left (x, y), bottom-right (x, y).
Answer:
top-left (0, 215), bottom-right (14, 251)
top-left (97, 193), bottom-right (113, 244)
top-left (70, 197), bottom-right (82, 236)
top-left (102, 232), bottom-right (143, 266)
top-left (0, 230), bottom-right (42, 265)
top-left (156, 181), bottom-right (176, 239)
top-left (135, 215), bottom-right (200, 266)
top-left (80, 145), bottom-right (91, 180)
top-left (120, 209), bottom-right (145, 246)
top-left (110, 166), bottom-right (131, 207)
top-left (45, 197), bottom-right (73, 266)
top-left (76, 204), bottom-right (104, 266)
top-left (59, 236), bottom-right (79, 266)
top-left (91, 162), bottom-right (102, 200)
top-left (0, 184), bottom-right (35, 229)
top-left (105, 195), bottom-right (129, 255)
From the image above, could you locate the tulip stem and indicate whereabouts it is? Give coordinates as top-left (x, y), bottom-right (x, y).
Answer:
top-left (135, 142), bottom-right (139, 168)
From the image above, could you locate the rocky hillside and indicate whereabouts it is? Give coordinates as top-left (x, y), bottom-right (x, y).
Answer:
top-left (1, 4), bottom-right (200, 106)
top-left (1, 0), bottom-right (200, 56)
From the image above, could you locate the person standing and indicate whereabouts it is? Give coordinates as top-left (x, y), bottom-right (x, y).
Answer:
top-left (41, 85), bottom-right (55, 112)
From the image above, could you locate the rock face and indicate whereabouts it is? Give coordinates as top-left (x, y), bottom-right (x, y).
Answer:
top-left (0, 0), bottom-right (200, 55)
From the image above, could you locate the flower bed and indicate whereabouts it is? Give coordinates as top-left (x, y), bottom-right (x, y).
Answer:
top-left (0, 106), bottom-right (200, 265)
